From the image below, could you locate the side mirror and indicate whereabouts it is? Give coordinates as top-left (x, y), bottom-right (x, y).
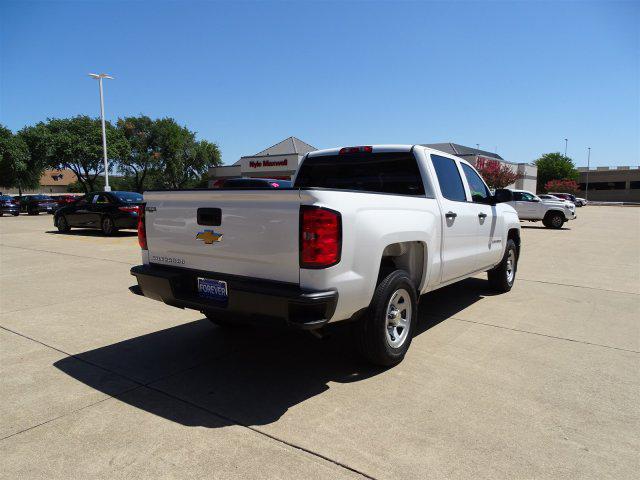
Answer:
top-left (493, 189), bottom-right (513, 204)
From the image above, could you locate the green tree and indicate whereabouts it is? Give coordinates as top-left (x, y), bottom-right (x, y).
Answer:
top-left (44, 116), bottom-right (130, 193)
top-left (117, 115), bottom-right (158, 192)
top-left (0, 125), bottom-right (44, 194)
top-left (151, 118), bottom-right (221, 189)
top-left (534, 152), bottom-right (579, 192)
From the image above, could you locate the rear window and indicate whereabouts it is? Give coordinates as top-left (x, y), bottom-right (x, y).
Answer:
top-left (33, 195), bottom-right (53, 200)
top-left (113, 192), bottom-right (143, 203)
top-left (294, 152), bottom-right (426, 196)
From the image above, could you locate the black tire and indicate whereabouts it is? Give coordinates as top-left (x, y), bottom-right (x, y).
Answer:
top-left (354, 269), bottom-right (418, 367)
top-left (101, 216), bottom-right (117, 236)
top-left (27, 209), bottom-right (38, 216)
top-left (56, 215), bottom-right (71, 233)
top-left (543, 211), bottom-right (564, 229)
top-left (12, 212), bottom-right (19, 216)
top-left (488, 239), bottom-right (518, 292)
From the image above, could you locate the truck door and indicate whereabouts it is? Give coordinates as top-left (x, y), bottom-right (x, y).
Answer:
top-left (512, 191), bottom-right (540, 219)
top-left (430, 155), bottom-right (479, 282)
top-left (460, 162), bottom-right (504, 270)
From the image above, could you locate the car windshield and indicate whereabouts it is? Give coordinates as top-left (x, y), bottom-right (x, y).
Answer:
top-left (113, 192), bottom-right (143, 203)
top-left (0, 195), bottom-right (14, 201)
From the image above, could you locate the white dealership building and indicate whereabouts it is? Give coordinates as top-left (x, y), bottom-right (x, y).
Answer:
top-left (208, 137), bottom-right (537, 192)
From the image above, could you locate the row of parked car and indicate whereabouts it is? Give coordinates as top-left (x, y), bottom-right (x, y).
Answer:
top-left (0, 194), bottom-right (80, 216)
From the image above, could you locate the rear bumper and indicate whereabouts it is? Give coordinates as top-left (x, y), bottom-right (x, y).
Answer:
top-left (130, 264), bottom-right (338, 330)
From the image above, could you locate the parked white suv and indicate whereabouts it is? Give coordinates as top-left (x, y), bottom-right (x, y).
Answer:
top-left (509, 190), bottom-right (576, 229)
top-left (131, 145), bottom-right (522, 366)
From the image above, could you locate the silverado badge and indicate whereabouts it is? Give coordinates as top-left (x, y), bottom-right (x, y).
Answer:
top-left (196, 230), bottom-right (223, 244)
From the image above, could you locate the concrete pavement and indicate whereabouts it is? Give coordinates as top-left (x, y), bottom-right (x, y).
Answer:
top-left (1, 207), bottom-right (638, 479)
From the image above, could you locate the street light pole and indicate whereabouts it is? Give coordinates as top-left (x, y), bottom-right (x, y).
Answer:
top-left (89, 73), bottom-right (114, 192)
top-left (564, 138), bottom-right (568, 157)
top-left (585, 147), bottom-right (591, 201)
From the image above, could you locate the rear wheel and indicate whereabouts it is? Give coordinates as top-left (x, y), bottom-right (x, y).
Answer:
top-left (12, 211), bottom-right (19, 216)
top-left (101, 216), bottom-right (117, 236)
top-left (56, 215), bottom-right (71, 233)
top-left (354, 269), bottom-right (417, 367)
top-left (488, 239), bottom-right (518, 292)
top-left (28, 209), bottom-right (38, 216)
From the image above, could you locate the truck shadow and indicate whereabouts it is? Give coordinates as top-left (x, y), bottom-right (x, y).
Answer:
top-left (54, 277), bottom-right (491, 428)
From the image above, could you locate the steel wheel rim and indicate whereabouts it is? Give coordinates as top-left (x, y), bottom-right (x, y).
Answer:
top-left (385, 288), bottom-right (412, 348)
top-left (59, 217), bottom-right (67, 229)
top-left (506, 249), bottom-right (516, 284)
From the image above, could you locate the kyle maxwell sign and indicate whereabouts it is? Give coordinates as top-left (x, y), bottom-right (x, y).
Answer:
top-left (248, 159), bottom-right (289, 168)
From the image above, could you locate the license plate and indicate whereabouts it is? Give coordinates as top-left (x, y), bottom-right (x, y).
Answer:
top-left (197, 277), bottom-right (228, 302)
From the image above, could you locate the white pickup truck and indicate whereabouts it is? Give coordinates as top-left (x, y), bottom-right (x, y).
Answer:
top-left (131, 145), bottom-right (522, 366)
top-left (508, 190), bottom-right (576, 229)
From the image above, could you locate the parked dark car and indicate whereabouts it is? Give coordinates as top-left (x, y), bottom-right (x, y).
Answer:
top-left (16, 194), bottom-right (59, 215)
top-left (0, 195), bottom-right (20, 216)
top-left (221, 177), bottom-right (293, 189)
top-left (54, 191), bottom-right (143, 235)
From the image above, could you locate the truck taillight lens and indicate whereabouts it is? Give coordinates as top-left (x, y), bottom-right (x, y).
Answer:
top-left (300, 206), bottom-right (341, 268)
top-left (137, 205), bottom-right (147, 250)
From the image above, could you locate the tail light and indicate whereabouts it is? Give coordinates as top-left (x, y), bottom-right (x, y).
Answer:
top-left (118, 206), bottom-right (139, 213)
top-left (339, 146), bottom-right (372, 154)
top-left (137, 205), bottom-right (147, 250)
top-left (300, 206), bottom-right (341, 268)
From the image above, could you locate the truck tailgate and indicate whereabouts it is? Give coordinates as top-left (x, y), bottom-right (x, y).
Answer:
top-left (143, 190), bottom-right (301, 284)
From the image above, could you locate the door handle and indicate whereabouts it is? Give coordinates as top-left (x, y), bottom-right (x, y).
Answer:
top-left (445, 211), bottom-right (457, 219)
top-left (478, 213), bottom-right (487, 219)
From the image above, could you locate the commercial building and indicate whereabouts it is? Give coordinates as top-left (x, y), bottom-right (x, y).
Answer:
top-left (208, 137), bottom-right (317, 187)
top-left (578, 166), bottom-right (640, 203)
top-left (424, 143), bottom-right (538, 192)
top-left (0, 169), bottom-right (79, 195)
top-left (208, 138), bottom-right (538, 192)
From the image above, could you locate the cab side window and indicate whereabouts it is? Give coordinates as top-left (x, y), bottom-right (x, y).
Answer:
top-left (461, 163), bottom-right (491, 203)
top-left (96, 194), bottom-right (111, 204)
top-left (430, 155), bottom-right (467, 202)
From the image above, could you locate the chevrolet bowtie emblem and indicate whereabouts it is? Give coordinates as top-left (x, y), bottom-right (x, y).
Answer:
top-left (195, 230), bottom-right (223, 244)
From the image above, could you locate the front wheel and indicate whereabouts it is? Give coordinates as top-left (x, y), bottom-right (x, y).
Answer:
top-left (354, 270), bottom-right (417, 367)
top-left (543, 212), bottom-right (564, 229)
top-left (488, 239), bottom-right (518, 292)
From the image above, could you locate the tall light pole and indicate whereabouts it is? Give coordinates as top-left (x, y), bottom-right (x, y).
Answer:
top-left (89, 73), bottom-right (114, 192)
top-left (585, 147), bottom-right (591, 201)
top-left (564, 138), bottom-right (568, 157)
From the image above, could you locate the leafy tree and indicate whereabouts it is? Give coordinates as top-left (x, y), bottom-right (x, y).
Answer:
top-left (151, 118), bottom-right (221, 189)
top-left (534, 152), bottom-right (579, 192)
top-left (117, 115), bottom-right (158, 192)
top-left (544, 179), bottom-right (580, 195)
top-left (475, 157), bottom-right (520, 189)
top-left (0, 125), bottom-right (43, 194)
top-left (43, 116), bottom-right (130, 193)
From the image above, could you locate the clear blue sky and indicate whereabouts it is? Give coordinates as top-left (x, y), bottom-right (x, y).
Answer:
top-left (1, 0), bottom-right (638, 167)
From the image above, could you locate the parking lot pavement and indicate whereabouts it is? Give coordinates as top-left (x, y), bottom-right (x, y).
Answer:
top-left (1, 207), bottom-right (638, 479)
